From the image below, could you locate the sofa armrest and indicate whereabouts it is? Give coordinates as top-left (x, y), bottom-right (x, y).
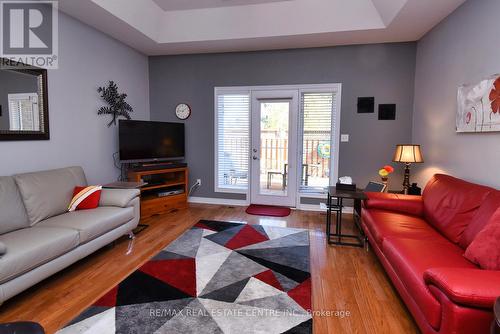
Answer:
top-left (424, 267), bottom-right (500, 308)
top-left (363, 192), bottom-right (423, 216)
top-left (0, 241), bottom-right (6, 256)
top-left (99, 188), bottom-right (140, 208)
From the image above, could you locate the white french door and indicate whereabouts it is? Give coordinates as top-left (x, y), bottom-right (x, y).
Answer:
top-left (250, 90), bottom-right (299, 207)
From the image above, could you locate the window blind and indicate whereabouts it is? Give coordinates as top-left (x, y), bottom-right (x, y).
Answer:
top-left (300, 92), bottom-right (336, 192)
top-left (215, 93), bottom-right (250, 191)
top-left (8, 93), bottom-right (39, 131)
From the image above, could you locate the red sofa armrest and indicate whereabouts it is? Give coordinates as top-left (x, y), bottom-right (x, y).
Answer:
top-left (363, 192), bottom-right (423, 217)
top-left (424, 267), bottom-right (500, 308)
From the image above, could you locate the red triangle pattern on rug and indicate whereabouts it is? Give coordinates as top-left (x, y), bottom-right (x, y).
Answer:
top-left (254, 270), bottom-right (283, 291)
top-left (94, 286), bottom-right (118, 307)
top-left (288, 278), bottom-right (311, 311)
top-left (194, 221), bottom-right (218, 231)
top-left (246, 204), bottom-right (291, 217)
top-left (139, 258), bottom-right (196, 296)
top-left (225, 225), bottom-right (269, 249)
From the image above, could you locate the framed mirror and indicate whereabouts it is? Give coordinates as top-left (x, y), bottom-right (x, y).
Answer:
top-left (0, 58), bottom-right (49, 141)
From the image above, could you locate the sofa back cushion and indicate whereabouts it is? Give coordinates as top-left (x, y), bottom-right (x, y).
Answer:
top-left (423, 174), bottom-right (493, 243)
top-left (459, 191), bottom-right (500, 248)
top-left (14, 167), bottom-right (87, 225)
top-left (0, 176), bottom-right (30, 234)
top-left (464, 207), bottom-right (500, 270)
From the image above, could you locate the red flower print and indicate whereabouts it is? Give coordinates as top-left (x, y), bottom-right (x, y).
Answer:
top-left (489, 76), bottom-right (500, 114)
top-left (465, 112), bottom-right (472, 124)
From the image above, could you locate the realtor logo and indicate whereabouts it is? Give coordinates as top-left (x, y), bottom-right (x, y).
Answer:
top-left (0, 0), bottom-right (58, 69)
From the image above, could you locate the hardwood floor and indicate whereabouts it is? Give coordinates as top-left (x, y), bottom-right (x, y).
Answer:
top-left (0, 204), bottom-right (419, 333)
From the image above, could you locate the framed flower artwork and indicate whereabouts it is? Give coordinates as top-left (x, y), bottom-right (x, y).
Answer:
top-left (457, 74), bottom-right (500, 132)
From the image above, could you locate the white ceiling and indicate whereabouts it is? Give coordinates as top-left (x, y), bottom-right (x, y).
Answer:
top-left (152, 0), bottom-right (293, 12)
top-left (57, 0), bottom-right (467, 55)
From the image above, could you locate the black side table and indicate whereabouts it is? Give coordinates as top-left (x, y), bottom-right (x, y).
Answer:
top-left (493, 297), bottom-right (500, 334)
top-left (326, 186), bottom-right (367, 247)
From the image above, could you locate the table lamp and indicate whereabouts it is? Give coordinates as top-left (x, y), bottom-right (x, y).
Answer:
top-left (392, 144), bottom-right (424, 194)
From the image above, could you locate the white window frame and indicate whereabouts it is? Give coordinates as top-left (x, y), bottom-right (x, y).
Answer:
top-left (214, 84), bottom-right (342, 198)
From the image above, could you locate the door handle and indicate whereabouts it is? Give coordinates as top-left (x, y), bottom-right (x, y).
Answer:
top-left (252, 156), bottom-right (259, 160)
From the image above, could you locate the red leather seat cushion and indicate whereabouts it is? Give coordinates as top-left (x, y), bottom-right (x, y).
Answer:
top-left (464, 208), bottom-right (500, 270)
top-left (423, 174), bottom-right (493, 243)
top-left (363, 209), bottom-right (444, 247)
top-left (383, 237), bottom-right (477, 329)
top-left (459, 191), bottom-right (500, 248)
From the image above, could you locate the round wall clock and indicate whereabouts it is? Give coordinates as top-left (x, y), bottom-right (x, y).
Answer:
top-left (175, 103), bottom-right (191, 120)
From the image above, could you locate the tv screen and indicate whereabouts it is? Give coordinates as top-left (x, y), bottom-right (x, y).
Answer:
top-left (119, 120), bottom-right (185, 163)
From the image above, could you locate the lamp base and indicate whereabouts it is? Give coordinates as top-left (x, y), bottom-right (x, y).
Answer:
top-left (403, 163), bottom-right (411, 195)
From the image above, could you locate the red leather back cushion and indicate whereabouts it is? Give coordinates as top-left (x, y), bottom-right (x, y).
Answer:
top-left (464, 207), bottom-right (500, 270)
top-left (459, 191), bottom-right (500, 248)
top-left (423, 174), bottom-right (493, 243)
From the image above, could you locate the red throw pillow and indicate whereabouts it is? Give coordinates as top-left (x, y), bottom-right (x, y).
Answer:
top-left (68, 186), bottom-right (102, 211)
top-left (464, 207), bottom-right (500, 270)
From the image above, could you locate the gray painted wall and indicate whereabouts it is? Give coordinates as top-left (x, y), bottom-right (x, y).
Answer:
top-left (149, 43), bottom-right (416, 200)
top-left (0, 71), bottom-right (38, 130)
top-left (0, 12), bottom-right (150, 184)
top-left (413, 0), bottom-right (500, 188)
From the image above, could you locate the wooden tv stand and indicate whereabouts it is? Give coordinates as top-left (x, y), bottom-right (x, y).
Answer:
top-left (128, 166), bottom-right (188, 218)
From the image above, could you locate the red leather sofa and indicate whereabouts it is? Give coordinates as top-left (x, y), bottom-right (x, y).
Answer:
top-left (362, 174), bottom-right (500, 334)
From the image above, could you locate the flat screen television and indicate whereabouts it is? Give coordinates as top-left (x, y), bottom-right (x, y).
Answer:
top-left (119, 120), bottom-right (185, 163)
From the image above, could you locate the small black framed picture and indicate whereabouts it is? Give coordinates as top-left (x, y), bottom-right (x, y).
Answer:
top-left (378, 104), bottom-right (396, 120)
top-left (357, 97), bottom-right (374, 113)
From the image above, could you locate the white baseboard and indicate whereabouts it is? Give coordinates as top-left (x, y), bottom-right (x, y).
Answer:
top-left (188, 196), bottom-right (249, 206)
top-left (189, 196), bottom-right (354, 213)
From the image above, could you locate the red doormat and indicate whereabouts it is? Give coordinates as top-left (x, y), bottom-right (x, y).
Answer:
top-left (246, 204), bottom-right (291, 217)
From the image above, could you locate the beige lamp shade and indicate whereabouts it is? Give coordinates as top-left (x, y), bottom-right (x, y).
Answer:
top-left (392, 144), bottom-right (424, 163)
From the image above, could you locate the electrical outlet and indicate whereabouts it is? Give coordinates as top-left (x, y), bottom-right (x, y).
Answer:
top-left (196, 179), bottom-right (202, 186)
top-left (341, 134), bottom-right (349, 142)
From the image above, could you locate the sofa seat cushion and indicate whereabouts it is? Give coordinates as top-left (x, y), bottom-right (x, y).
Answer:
top-left (0, 227), bottom-right (79, 283)
top-left (38, 207), bottom-right (134, 244)
top-left (382, 237), bottom-right (477, 329)
top-left (363, 209), bottom-right (444, 247)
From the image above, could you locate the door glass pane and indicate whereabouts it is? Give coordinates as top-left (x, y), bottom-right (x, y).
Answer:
top-left (259, 101), bottom-right (289, 196)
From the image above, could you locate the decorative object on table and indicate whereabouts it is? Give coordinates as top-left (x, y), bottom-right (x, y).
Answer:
top-left (357, 97), bottom-right (375, 113)
top-left (59, 220), bottom-right (312, 334)
top-left (378, 165), bottom-right (394, 193)
top-left (457, 74), bottom-right (500, 133)
top-left (378, 104), bottom-right (396, 120)
top-left (336, 176), bottom-right (356, 191)
top-left (408, 183), bottom-right (422, 196)
top-left (97, 81), bottom-right (133, 127)
top-left (392, 144), bottom-right (424, 194)
top-left (175, 103), bottom-right (191, 120)
top-left (365, 181), bottom-right (386, 193)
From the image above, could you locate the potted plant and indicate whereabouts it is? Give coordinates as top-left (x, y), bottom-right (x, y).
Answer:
top-left (378, 165), bottom-right (394, 193)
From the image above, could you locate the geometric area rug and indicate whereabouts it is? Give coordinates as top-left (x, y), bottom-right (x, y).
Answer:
top-left (57, 220), bottom-right (312, 334)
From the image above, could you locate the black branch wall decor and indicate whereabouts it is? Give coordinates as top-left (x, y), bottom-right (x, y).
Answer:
top-left (97, 81), bottom-right (133, 127)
